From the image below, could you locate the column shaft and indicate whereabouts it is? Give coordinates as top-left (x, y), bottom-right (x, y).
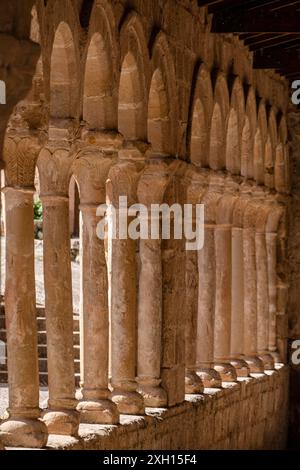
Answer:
top-left (214, 225), bottom-right (237, 381)
top-left (185, 249), bottom-right (204, 393)
top-left (110, 214), bottom-right (144, 414)
top-left (0, 188), bottom-right (47, 448)
top-left (266, 233), bottom-right (278, 356)
top-left (231, 227), bottom-right (244, 356)
top-left (197, 225), bottom-right (221, 388)
top-left (243, 227), bottom-right (264, 372)
top-left (77, 207), bottom-right (118, 423)
top-left (41, 196), bottom-right (79, 435)
top-left (137, 237), bottom-right (167, 405)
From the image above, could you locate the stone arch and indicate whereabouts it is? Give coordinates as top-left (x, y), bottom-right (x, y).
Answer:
top-left (118, 12), bottom-right (149, 141)
top-left (81, 0), bottom-right (118, 130)
top-left (275, 143), bottom-right (287, 193)
top-left (265, 109), bottom-right (277, 188)
top-left (253, 101), bottom-right (268, 185)
top-left (226, 108), bottom-right (239, 174)
top-left (253, 128), bottom-right (264, 184)
top-left (226, 77), bottom-right (245, 175)
top-left (209, 73), bottom-right (229, 170)
top-left (242, 87), bottom-right (257, 179)
top-left (189, 64), bottom-right (213, 167)
top-left (279, 115), bottom-right (288, 145)
top-left (148, 32), bottom-right (178, 156)
top-left (50, 21), bottom-right (78, 119)
top-left (83, 32), bottom-right (115, 130)
top-left (241, 116), bottom-right (251, 178)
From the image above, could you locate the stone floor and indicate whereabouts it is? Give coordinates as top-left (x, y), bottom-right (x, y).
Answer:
top-left (0, 236), bottom-right (80, 313)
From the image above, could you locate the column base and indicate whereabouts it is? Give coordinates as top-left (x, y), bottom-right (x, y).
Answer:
top-left (214, 362), bottom-right (237, 382)
top-left (137, 380), bottom-right (168, 408)
top-left (259, 353), bottom-right (275, 370)
top-left (269, 351), bottom-right (282, 364)
top-left (111, 390), bottom-right (145, 415)
top-left (42, 409), bottom-right (80, 436)
top-left (230, 358), bottom-right (250, 377)
top-left (243, 355), bottom-right (265, 373)
top-left (0, 418), bottom-right (48, 448)
top-left (185, 370), bottom-right (204, 394)
top-left (77, 399), bottom-right (119, 424)
top-left (197, 368), bottom-right (222, 388)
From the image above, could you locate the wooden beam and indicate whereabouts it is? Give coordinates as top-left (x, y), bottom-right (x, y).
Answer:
top-left (254, 49), bottom-right (300, 75)
top-left (212, 11), bottom-right (300, 33)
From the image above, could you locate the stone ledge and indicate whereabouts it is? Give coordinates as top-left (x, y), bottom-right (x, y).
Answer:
top-left (42, 365), bottom-right (288, 450)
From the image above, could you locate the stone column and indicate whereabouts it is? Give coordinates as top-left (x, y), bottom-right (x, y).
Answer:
top-left (231, 227), bottom-right (245, 360)
top-left (0, 135), bottom-right (47, 448)
top-left (76, 204), bottom-right (119, 423)
top-left (197, 224), bottom-right (222, 388)
top-left (266, 232), bottom-right (279, 361)
top-left (256, 229), bottom-right (274, 370)
top-left (107, 158), bottom-right (144, 415)
top-left (136, 161), bottom-right (170, 405)
top-left (213, 224), bottom-right (237, 381)
top-left (72, 152), bottom-right (119, 424)
top-left (138, 234), bottom-right (169, 405)
top-left (185, 248), bottom-right (204, 393)
top-left (41, 194), bottom-right (79, 434)
top-left (243, 206), bottom-right (264, 373)
top-left (0, 187), bottom-right (47, 448)
top-left (184, 169), bottom-right (205, 394)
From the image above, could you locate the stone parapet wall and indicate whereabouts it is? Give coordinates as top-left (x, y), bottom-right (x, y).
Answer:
top-left (46, 366), bottom-right (288, 450)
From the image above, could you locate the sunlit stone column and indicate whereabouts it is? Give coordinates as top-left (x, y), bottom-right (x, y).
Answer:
top-left (254, 194), bottom-right (275, 370)
top-left (230, 196), bottom-right (250, 377)
top-left (197, 224), bottom-right (222, 388)
top-left (38, 145), bottom-right (79, 435)
top-left (214, 223), bottom-right (237, 381)
top-left (242, 201), bottom-right (264, 373)
top-left (266, 204), bottom-right (284, 364)
top-left (0, 188), bottom-right (47, 448)
top-left (107, 155), bottom-right (144, 415)
top-left (137, 160), bottom-right (171, 406)
top-left (72, 153), bottom-right (119, 424)
top-left (0, 135), bottom-right (47, 448)
top-left (183, 169), bottom-right (205, 394)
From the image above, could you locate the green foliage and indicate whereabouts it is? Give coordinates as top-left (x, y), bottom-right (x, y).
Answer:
top-left (33, 199), bottom-right (43, 220)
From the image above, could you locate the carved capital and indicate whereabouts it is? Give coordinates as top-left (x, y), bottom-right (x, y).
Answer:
top-left (3, 134), bottom-right (41, 188)
top-left (37, 143), bottom-right (76, 197)
top-left (106, 161), bottom-right (142, 206)
top-left (72, 151), bottom-right (116, 205)
top-left (137, 159), bottom-right (180, 206)
top-left (183, 167), bottom-right (209, 205)
top-left (201, 173), bottom-right (225, 224)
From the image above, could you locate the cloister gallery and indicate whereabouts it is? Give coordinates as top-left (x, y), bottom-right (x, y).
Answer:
top-left (0, 0), bottom-right (299, 450)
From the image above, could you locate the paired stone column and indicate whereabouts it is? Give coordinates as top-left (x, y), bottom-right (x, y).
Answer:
top-left (266, 203), bottom-right (284, 364)
top-left (213, 223), bottom-right (237, 381)
top-left (38, 143), bottom-right (79, 435)
top-left (266, 232), bottom-right (279, 361)
top-left (253, 194), bottom-right (275, 370)
top-left (107, 146), bottom-right (145, 415)
top-left (137, 159), bottom-right (172, 406)
top-left (197, 223), bottom-right (222, 388)
top-left (242, 200), bottom-right (264, 373)
top-left (183, 169), bottom-right (205, 394)
top-left (0, 187), bottom-right (47, 447)
top-left (230, 195), bottom-right (250, 376)
top-left (72, 152), bottom-right (119, 424)
top-left (0, 135), bottom-right (47, 448)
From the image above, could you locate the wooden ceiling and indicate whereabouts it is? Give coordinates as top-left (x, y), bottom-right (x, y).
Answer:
top-left (198, 0), bottom-right (300, 81)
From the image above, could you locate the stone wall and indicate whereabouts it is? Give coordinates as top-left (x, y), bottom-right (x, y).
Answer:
top-left (46, 366), bottom-right (288, 450)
